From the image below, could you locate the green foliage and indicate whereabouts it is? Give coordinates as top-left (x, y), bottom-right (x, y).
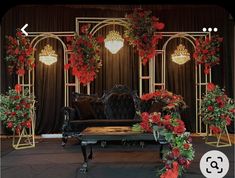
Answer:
top-left (201, 84), bottom-right (235, 130)
top-left (0, 89), bottom-right (34, 130)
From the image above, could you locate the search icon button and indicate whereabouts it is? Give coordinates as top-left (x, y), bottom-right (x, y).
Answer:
top-left (210, 161), bottom-right (219, 169)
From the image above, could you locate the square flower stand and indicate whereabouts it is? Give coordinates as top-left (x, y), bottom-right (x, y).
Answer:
top-left (205, 125), bottom-right (231, 147)
top-left (12, 118), bottom-right (35, 150)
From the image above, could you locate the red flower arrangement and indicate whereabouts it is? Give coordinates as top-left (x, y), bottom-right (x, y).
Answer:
top-left (193, 35), bottom-right (223, 74)
top-left (124, 8), bottom-right (165, 65)
top-left (136, 111), bottom-right (194, 177)
top-left (132, 90), bottom-right (194, 177)
top-left (65, 24), bottom-right (104, 85)
top-left (201, 83), bottom-right (235, 134)
top-left (141, 90), bottom-right (187, 112)
top-left (5, 29), bottom-right (35, 76)
top-left (0, 86), bottom-right (34, 134)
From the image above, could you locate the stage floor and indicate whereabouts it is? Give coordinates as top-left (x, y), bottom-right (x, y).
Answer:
top-left (1, 136), bottom-right (234, 178)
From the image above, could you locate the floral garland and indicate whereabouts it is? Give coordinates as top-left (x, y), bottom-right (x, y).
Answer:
top-left (65, 24), bottom-right (104, 85)
top-left (193, 35), bottom-right (223, 74)
top-left (201, 83), bottom-right (235, 134)
top-left (0, 85), bottom-right (34, 134)
top-left (132, 90), bottom-right (194, 177)
top-left (124, 8), bottom-right (165, 65)
top-left (5, 29), bottom-right (35, 76)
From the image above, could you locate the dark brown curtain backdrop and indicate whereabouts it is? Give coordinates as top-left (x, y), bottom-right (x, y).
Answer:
top-left (1, 5), bottom-right (234, 134)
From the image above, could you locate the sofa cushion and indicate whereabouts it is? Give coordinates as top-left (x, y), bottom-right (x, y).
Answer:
top-left (90, 99), bottom-right (106, 119)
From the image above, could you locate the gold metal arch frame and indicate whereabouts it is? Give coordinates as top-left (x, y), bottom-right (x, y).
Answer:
top-left (13, 32), bottom-right (74, 149)
top-left (75, 17), bottom-right (216, 136)
top-left (154, 31), bottom-right (212, 135)
top-left (74, 17), bottom-right (129, 95)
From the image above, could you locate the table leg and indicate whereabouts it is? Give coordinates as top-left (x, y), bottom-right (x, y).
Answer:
top-left (160, 144), bottom-right (163, 159)
top-left (80, 142), bottom-right (88, 173)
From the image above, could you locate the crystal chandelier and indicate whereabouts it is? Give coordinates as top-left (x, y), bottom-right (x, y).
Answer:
top-left (39, 45), bottom-right (58, 65)
top-left (104, 30), bottom-right (124, 54)
top-left (171, 44), bottom-right (190, 65)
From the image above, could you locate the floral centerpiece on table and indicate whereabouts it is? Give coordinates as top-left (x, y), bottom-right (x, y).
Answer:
top-left (0, 85), bottom-right (34, 134)
top-left (132, 90), bottom-right (194, 177)
top-left (124, 8), bottom-right (165, 65)
top-left (5, 29), bottom-right (35, 76)
top-left (201, 83), bottom-right (235, 134)
top-left (193, 35), bottom-right (223, 74)
top-left (65, 24), bottom-right (104, 85)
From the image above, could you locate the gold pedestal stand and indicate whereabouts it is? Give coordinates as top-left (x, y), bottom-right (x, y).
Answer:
top-left (12, 110), bottom-right (35, 150)
top-left (205, 126), bottom-right (231, 147)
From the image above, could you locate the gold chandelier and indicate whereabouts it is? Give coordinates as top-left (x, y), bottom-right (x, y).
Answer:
top-left (104, 30), bottom-right (124, 54)
top-left (39, 45), bottom-right (58, 65)
top-left (171, 44), bottom-right (190, 65)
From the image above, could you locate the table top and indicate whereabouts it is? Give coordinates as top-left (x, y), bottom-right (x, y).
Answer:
top-left (79, 126), bottom-right (154, 141)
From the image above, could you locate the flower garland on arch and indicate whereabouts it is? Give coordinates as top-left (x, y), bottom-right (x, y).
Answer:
top-left (124, 8), bottom-right (165, 65)
top-left (65, 24), bottom-right (104, 85)
top-left (5, 29), bottom-right (35, 76)
top-left (193, 35), bottom-right (223, 74)
top-left (132, 90), bottom-right (194, 177)
top-left (201, 83), bottom-right (235, 134)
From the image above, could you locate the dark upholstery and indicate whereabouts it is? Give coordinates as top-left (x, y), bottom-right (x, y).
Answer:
top-left (61, 85), bottom-right (142, 144)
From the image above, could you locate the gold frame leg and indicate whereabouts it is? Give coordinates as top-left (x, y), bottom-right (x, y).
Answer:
top-left (205, 126), bottom-right (232, 147)
top-left (12, 118), bottom-right (35, 150)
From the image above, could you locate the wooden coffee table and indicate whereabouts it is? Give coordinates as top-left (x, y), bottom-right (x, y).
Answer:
top-left (78, 126), bottom-right (163, 173)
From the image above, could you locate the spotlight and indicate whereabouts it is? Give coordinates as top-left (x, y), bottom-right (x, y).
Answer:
top-left (208, 28), bottom-right (212, 32)
top-left (213, 28), bottom-right (218, 32)
top-left (202, 28), bottom-right (207, 32)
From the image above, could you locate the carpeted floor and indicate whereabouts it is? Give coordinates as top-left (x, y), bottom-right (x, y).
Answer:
top-left (1, 136), bottom-right (234, 178)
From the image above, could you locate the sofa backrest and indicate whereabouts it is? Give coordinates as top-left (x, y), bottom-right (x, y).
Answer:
top-left (103, 85), bottom-right (139, 120)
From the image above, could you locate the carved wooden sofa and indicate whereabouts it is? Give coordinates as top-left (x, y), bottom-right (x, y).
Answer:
top-left (61, 85), bottom-right (142, 146)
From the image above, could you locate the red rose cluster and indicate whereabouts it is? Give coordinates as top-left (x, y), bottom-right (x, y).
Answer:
top-left (5, 29), bottom-right (35, 76)
top-left (201, 83), bottom-right (235, 134)
top-left (0, 88), bottom-right (33, 134)
top-left (65, 24), bottom-right (104, 85)
top-left (136, 89), bottom-right (194, 177)
top-left (124, 8), bottom-right (165, 65)
top-left (193, 35), bottom-right (223, 74)
top-left (139, 111), bottom-right (193, 177)
top-left (140, 112), bottom-right (186, 135)
top-left (141, 90), bottom-right (186, 112)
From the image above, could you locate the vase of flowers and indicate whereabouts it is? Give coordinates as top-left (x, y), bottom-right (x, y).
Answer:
top-left (193, 35), bottom-right (223, 74)
top-left (124, 8), bottom-right (165, 65)
top-left (201, 83), bottom-right (235, 134)
top-left (0, 86), bottom-right (34, 135)
top-left (5, 29), bottom-right (35, 76)
top-left (65, 24), bottom-right (104, 85)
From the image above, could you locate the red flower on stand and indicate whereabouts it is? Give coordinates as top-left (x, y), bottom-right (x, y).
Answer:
top-left (124, 8), bottom-right (165, 65)
top-left (193, 35), bottom-right (223, 74)
top-left (0, 89), bottom-right (34, 134)
top-left (5, 29), bottom-right (35, 76)
top-left (65, 24), bottom-right (104, 85)
top-left (201, 83), bottom-right (235, 134)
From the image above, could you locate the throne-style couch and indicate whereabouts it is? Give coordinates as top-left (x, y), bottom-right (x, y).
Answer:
top-left (61, 84), bottom-right (165, 146)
